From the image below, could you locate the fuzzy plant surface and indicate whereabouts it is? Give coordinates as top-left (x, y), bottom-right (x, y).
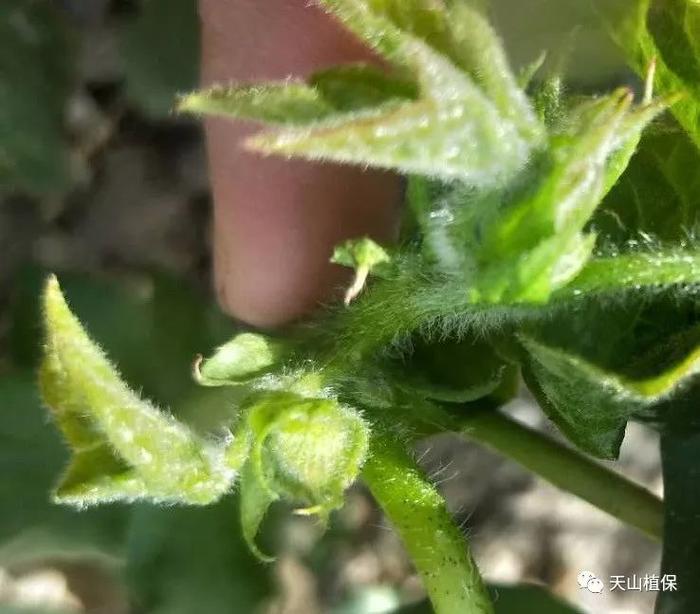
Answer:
top-left (40, 1), bottom-right (700, 613)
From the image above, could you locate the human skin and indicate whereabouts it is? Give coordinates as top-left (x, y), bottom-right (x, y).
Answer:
top-left (199, 0), bottom-right (403, 328)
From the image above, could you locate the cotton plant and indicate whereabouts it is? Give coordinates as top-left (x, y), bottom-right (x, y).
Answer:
top-left (40, 1), bottom-right (700, 612)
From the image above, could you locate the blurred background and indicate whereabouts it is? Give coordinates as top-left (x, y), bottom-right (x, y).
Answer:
top-left (0, 1), bottom-right (664, 613)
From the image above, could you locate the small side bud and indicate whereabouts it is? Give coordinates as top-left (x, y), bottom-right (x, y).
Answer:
top-left (195, 333), bottom-right (283, 386)
top-left (331, 237), bottom-right (391, 305)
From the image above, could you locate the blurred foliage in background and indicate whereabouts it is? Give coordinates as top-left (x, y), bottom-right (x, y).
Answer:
top-left (0, 0), bottom-right (635, 612)
top-left (0, 0), bottom-right (198, 195)
top-left (0, 1), bottom-right (275, 611)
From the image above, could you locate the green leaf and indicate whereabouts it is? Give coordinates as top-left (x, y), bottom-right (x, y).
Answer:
top-left (647, 0), bottom-right (700, 95)
top-left (594, 123), bottom-right (700, 243)
top-left (40, 276), bottom-right (235, 506)
top-left (592, 0), bottom-right (700, 148)
top-left (126, 498), bottom-right (271, 614)
top-left (120, 0), bottom-right (199, 117)
top-left (249, 36), bottom-right (537, 186)
top-left (179, 64), bottom-right (417, 124)
top-left (468, 89), bottom-right (662, 303)
top-left (194, 332), bottom-right (283, 387)
top-left (183, 1), bottom-right (544, 185)
top-left (602, 96), bottom-right (673, 195)
top-left (316, 0), bottom-right (450, 61)
top-left (178, 83), bottom-right (337, 125)
top-left (309, 63), bottom-right (419, 111)
top-left (318, 0), bottom-right (543, 143)
top-left (402, 89), bottom-right (663, 300)
top-left (0, 0), bottom-right (72, 193)
top-left (657, 428), bottom-right (700, 613)
top-left (443, 2), bottom-right (543, 142)
top-left (520, 328), bottom-right (700, 458)
top-left (387, 336), bottom-right (507, 403)
top-left (520, 338), bottom-right (627, 459)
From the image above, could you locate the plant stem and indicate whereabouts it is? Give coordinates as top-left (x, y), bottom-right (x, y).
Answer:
top-left (556, 248), bottom-right (700, 298)
top-left (393, 402), bottom-right (663, 540)
top-left (362, 432), bottom-right (494, 614)
top-left (458, 411), bottom-right (664, 541)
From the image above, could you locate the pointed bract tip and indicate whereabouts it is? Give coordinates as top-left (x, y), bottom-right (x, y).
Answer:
top-left (43, 274), bottom-right (64, 314)
top-left (175, 92), bottom-right (202, 115)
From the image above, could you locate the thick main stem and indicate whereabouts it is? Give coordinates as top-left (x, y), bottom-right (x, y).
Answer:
top-left (362, 432), bottom-right (494, 614)
top-left (459, 411), bottom-right (664, 541)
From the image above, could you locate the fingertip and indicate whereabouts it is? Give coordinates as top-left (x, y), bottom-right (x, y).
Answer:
top-left (201, 0), bottom-right (402, 327)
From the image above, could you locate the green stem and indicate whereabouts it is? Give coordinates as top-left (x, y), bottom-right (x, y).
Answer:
top-left (362, 432), bottom-right (494, 614)
top-left (459, 411), bottom-right (664, 541)
top-left (392, 403), bottom-right (663, 540)
top-left (558, 248), bottom-right (700, 298)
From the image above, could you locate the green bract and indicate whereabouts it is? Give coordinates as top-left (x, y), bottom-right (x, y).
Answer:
top-left (41, 276), bottom-right (236, 506)
top-left (235, 392), bottom-right (369, 560)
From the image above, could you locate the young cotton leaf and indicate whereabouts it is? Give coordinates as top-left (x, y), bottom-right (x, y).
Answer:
top-left (194, 333), bottom-right (283, 387)
top-left (178, 83), bottom-right (336, 125)
top-left (469, 89), bottom-right (649, 303)
top-left (249, 38), bottom-right (535, 186)
top-left (179, 66), bottom-right (418, 126)
top-left (316, 0), bottom-right (451, 62)
top-left (520, 333), bottom-right (700, 459)
top-left (182, 1), bottom-right (542, 186)
top-left (446, 2), bottom-right (543, 143)
top-left (603, 60), bottom-right (673, 195)
top-left (40, 276), bottom-right (236, 506)
top-left (309, 63), bottom-right (419, 111)
top-left (488, 90), bottom-right (633, 255)
top-left (319, 0), bottom-right (543, 143)
top-left (602, 97), bottom-right (670, 195)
